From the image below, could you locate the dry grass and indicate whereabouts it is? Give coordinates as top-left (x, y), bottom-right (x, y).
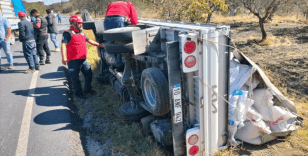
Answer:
top-left (141, 8), bottom-right (159, 19)
top-left (212, 13), bottom-right (308, 25)
top-left (213, 14), bottom-right (259, 24)
top-left (233, 35), bottom-right (293, 47)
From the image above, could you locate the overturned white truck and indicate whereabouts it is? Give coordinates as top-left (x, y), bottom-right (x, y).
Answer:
top-left (83, 18), bottom-right (302, 156)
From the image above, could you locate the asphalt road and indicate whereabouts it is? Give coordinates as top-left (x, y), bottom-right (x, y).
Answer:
top-left (0, 15), bottom-right (85, 156)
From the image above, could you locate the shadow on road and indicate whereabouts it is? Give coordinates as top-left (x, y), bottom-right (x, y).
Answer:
top-left (2, 55), bottom-right (25, 59)
top-left (11, 66), bottom-right (89, 155)
top-left (0, 69), bottom-right (26, 74)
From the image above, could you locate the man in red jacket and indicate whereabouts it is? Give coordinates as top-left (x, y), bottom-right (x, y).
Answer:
top-left (61, 14), bottom-right (104, 99)
top-left (104, 1), bottom-right (138, 72)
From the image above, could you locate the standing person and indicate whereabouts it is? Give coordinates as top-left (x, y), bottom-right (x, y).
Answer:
top-left (104, 1), bottom-right (138, 72)
top-left (46, 9), bottom-right (60, 52)
top-left (29, 9), bottom-right (52, 65)
top-left (61, 14), bottom-right (104, 99)
top-left (18, 11), bottom-right (40, 74)
top-left (0, 14), bottom-right (14, 70)
top-left (57, 14), bottom-right (61, 24)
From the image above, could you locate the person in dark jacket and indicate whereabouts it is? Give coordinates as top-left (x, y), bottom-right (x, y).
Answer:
top-left (18, 11), bottom-right (40, 74)
top-left (30, 9), bottom-right (51, 65)
top-left (104, 1), bottom-right (138, 72)
top-left (46, 9), bottom-right (60, 52)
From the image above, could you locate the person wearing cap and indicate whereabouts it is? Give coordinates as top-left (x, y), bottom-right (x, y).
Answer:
top-left (29, 9), bottom-right (51, 65)
top-left (61, 14), bottom-right (105, 99)
top-left (104, 1), bottom-right (138, 72)
top-left (18, 11), bottom-right (40, 74)
top-left (0, 13), bottom-right (14, 70)
top-left (46, 9), bottom-right (60, 52)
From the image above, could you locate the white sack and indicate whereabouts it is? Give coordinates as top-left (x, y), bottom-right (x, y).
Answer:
top-left (252, 89), bottom-right (274, 121)
top-left (245, 76), bottom-right (259, 90)
top-left (235, 121), bottom-right (276, 145)
top-left (229, 60), bottom-right (256, 95)
top-left (246, 106), bottom-right (263, 121)
top-left (237, 90), bottom-right (251, 129)
top-left (228, 90), bottom-right (254, 145)
top-left (269, 106), bottom-right (297, 132)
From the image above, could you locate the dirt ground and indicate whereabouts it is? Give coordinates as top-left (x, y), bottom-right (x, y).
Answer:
top-left (215, 19), bottom-right (308, 156)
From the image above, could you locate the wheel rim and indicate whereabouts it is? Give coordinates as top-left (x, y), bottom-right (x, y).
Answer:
top-left (144, 79), bottom-right (156, 107)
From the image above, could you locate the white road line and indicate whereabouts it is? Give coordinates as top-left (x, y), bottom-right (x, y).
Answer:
top-left (58, 25), bottom-right (69, 31)
top-left (15, 24), bottom-right (69, 156)
top-left (15, 71), bottom-right (38, 156)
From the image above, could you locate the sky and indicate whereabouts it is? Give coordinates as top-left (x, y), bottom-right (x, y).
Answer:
top-left (24, 0), bottom-right (67, 5)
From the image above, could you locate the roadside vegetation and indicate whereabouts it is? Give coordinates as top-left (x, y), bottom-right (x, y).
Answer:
top-left (23, 1), bottom-right (47, 16)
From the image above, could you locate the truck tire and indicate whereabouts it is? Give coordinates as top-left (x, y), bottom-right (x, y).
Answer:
top-left (82, 22), bottom-right (95, 30)
top-left (103, 27), bottom-right (140, 42)
top-left (10, 33), bottom-right (15, 45)
top-left (118, 102), bottom-right (150, 121)
top-left (141, 68), bottom-right (170, 116)
top-left (105, 42), bottom-right (134, 53)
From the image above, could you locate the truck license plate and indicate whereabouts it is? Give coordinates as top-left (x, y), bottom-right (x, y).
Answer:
top-left (172, 84), bottom-right (182, 123)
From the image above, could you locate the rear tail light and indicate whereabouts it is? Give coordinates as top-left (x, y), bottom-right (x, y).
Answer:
top-left (184, 41), bottom-right (196, 54)
top-left (181, 33), bottom-right (198, 73)
top-left (189, 145), bottom-right (199, 155)
top-left (184, 55), bottom-right (196, 68)
top-left (186, 127), bottom-right (200, 156)
top-left (188, 134), bottom-right (199, 145)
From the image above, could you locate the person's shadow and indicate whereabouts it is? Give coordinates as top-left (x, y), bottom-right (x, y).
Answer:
top-left (11, 67), bottom-right (82, 131)
top-left (11, 67), bottom-right (88, 155)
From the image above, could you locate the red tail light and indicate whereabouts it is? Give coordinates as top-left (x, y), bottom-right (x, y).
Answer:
top-left (189, 145), bottom-right (199, 155)
top-left (184, 41), bottom-right (196, 54)
top-left (184, 55), bottom-right (196, 68)
top-left (188, 134), bottom-right (199, 145)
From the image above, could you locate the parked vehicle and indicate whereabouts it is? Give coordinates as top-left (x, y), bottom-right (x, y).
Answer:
top-left (0, 0), bottom-right (27, 45)
top-left (83, 16), bottom-right (301, 156)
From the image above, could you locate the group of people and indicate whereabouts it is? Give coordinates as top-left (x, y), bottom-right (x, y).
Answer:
top-left (1, 1), bottom-right (138, 99)
top-left (0, 9), bottom-right (60, 73)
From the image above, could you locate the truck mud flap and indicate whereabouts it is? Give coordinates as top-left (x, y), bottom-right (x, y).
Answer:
top-left (150, 119), bottom-right (173, 146)
top-left (166, 41), bottom-right (185, 155)
top-left (82, 22), bottom-right (95, 30)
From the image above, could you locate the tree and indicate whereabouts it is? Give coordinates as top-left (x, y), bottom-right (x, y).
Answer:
top-left (227, 0), bottom-right (242, 16)
top-left (153, 0), bottom-right (228, 23)
top-left (183, 0), bottom-right (228, 23)
top-left (240, 0), bottom-right (289, 42)
top-left (297, 0), bottom-right (308, 19)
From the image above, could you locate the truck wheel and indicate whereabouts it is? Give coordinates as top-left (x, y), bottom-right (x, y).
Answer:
top-left (10, 33), bottom-right (15, 45)
top-left (118, 102), bottom-right (150, 121)
top-left (105, 42), bottom-right (134, 53)
top-left (141, 68), bottom-right (170, 116)
top-left (103, 27), bottom-right (140, 42)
